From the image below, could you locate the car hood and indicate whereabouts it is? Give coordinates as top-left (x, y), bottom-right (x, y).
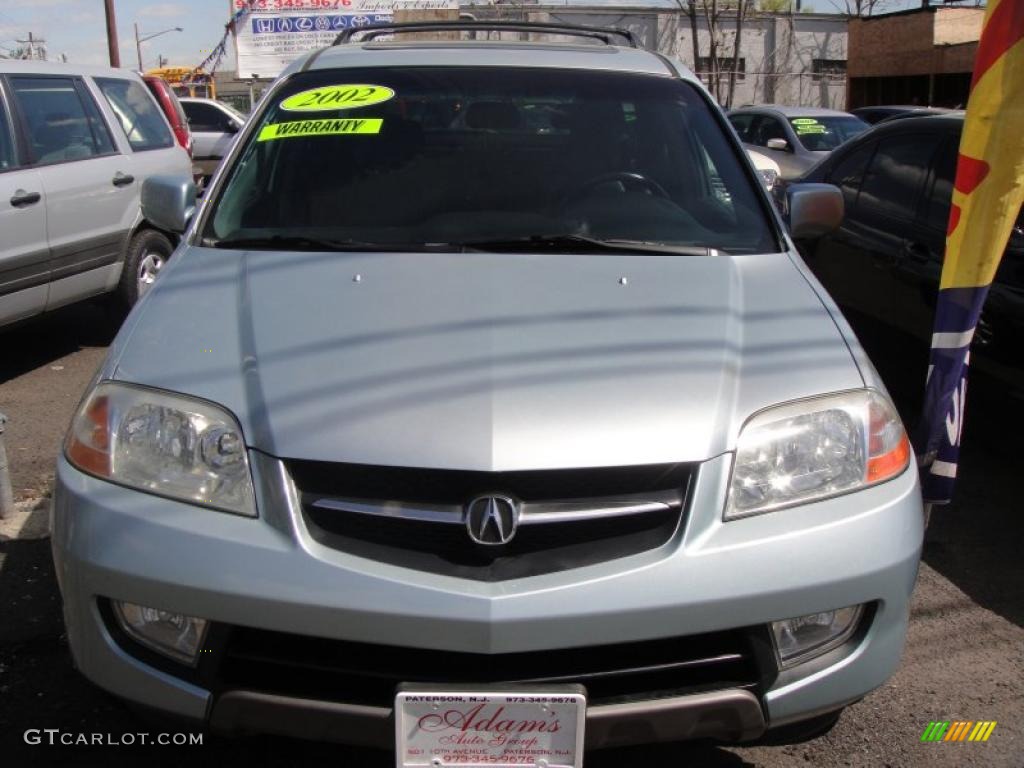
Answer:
top-left (111, 247), bottom-right (863, 470)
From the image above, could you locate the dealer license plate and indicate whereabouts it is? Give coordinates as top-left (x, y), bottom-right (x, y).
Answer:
top-left (396, 688), bottom-right (586, 768)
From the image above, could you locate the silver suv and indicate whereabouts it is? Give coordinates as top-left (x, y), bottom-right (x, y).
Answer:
top-left (53, 23), bottom-right (923, 764)
top-left (0, 61), bottom-right (192, 327)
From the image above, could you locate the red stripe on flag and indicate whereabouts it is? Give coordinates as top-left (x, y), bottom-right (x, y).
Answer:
top-left (947, 154), bottom-right (989, 237)
top-left (953, 154), bottom-right (990, 195)
top-left (971, 0), bottom-right (1024, 89)
top-left (947, 205), bottom-right (962, 237)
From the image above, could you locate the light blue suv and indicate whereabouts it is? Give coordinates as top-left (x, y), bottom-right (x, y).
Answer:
top-left (52, 22), bottom-right (922, 765)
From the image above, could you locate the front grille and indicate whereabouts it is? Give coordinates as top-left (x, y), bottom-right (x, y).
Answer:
top-left (218, 627), bottom-right (764, 708)
top-left (288, 461), bottom-right (693, 580)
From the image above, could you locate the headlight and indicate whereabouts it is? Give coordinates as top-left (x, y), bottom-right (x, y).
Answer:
top-left (65, 381), bottom-right (256, 516)
top-left (759, 168), bottom-right (779, 191)
top-left (725, 390), bottom-right (910, 519)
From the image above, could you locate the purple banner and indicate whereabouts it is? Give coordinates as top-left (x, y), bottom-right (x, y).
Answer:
top-left (913, 284), bottom-right (990, 503)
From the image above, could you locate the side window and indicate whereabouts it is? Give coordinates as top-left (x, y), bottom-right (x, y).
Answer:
top-left (923, 136), bottom-right (957, 233)
top-left (10, 76), bottom-right (113, 165)
top-left (79, 85), bottom-right (116, 155)
top-left (754, 116), bottom-right (787, 147)
top-left (857, 134), bottom-right (941, 222)
top-left (95, 77), bottom-right (174, 151)
top-left (0, 97), bottom-right (15, 171)
top-left (185, 103), bottom-right (232, 133)
top-left (827, 141), bottom-right (876, 216)
top-left (728, 114), bottom-right (754, 142)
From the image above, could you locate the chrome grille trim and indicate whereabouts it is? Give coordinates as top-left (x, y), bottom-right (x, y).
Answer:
top-left (308, 491), bottom-right (679, 526)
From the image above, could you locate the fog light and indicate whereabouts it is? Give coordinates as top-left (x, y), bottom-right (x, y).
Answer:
top-left (112, 600), bottom-right (208, 666)
top-left (771, 605), bottom-right (863, 668)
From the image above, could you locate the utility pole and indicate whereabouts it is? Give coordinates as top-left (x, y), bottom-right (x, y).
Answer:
top-left (104, 0), bottom-right (121, 67)
top-left (135, 22), bottom-right (142, 70)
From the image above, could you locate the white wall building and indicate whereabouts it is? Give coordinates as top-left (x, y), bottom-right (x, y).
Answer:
top-left (468, 4), bottom-right (850, 109)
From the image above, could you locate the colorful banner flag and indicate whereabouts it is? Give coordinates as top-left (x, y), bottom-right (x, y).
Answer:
top-left (914, 0), bottom-right (1024, 503)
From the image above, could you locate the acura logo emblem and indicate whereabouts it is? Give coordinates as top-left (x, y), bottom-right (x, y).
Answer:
top-left (465, 495), bottom-right (519, 546)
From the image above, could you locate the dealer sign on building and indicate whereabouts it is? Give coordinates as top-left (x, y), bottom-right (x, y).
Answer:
top-left (233, 0), bottom-right (459, 79)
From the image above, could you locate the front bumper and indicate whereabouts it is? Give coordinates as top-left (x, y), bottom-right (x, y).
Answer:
top-left (51, 451), bottom-right (923, 747)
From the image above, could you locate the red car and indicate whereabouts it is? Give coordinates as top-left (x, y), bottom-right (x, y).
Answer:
top-left (143, 75), bottom-right (192, 157)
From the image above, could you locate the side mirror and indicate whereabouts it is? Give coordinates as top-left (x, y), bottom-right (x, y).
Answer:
top-left (787, 183), bottom-right (844, 240)
top-left (141, 175), bottom-right (198, 235)
top-left (226, 121), bottom-right (241, 134)
top-left (766, 138), bottom-right (789, 151)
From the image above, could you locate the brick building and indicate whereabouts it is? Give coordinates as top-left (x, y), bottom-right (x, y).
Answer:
top-left (847, 5), bottom-right (983, 109)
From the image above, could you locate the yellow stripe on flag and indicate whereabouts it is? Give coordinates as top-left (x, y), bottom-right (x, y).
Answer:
top-left (940, 0), bottom-right (1024, 290)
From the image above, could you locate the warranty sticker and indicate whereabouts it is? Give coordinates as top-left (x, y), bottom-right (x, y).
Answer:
top-left (795, 125), bottom-right (827, 134)
top-left (791, 118), bottom-right (819, 125)
top-left (257, 118), bottom-right (383, 141)
top-left (280, 84), bottom-right (395, 112)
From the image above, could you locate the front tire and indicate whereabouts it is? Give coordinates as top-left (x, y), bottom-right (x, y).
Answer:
top-left (119, 229), bottom-right (173, 307)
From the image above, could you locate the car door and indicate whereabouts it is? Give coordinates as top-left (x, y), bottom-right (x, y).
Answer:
top-left (0, 82), bottom-right (49, 326)
top-left (800, 139), bottom-right (879, 314)
top-left (182, 101), bottom-right (238, 176)
top-left (90, 74), bottom-right (187, 211)
top-left (7, 74), bottom-right (131, 310)
top-left (850, 131), bottom-right (943, 338)
top-left (900, 131), bottom-right (958, 342)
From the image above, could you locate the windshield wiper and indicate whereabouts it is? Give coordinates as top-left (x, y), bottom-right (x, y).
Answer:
top-left (204, 235), bottom-right (459, 252)
top-left (457, 234), bottom-right (717, 256)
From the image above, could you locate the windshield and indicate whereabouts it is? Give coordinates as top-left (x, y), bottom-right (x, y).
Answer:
top-left (788, 116), bottom-right (868, 152)
top-left (204, 67), bottom-right (777, 254)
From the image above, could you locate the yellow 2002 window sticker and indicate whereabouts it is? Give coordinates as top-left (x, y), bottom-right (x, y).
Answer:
top-left (258, 118), bottom-right (383, 141)
top-left (280, 84), bottom-right (395, 112)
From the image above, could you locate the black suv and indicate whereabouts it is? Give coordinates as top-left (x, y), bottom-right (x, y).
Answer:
top-left (789, 114), bottom-right (1024, 416)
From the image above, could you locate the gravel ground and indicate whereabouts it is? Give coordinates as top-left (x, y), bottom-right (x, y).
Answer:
top-left (0, 301), bottom-right (1021, 767)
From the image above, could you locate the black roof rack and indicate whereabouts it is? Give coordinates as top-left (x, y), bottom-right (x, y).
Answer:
top-left (334, 21), bottom-right (640, 48)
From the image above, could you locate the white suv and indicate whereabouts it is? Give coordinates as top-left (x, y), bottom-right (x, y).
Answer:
top-left (0, 61), bottom-right (191, 328)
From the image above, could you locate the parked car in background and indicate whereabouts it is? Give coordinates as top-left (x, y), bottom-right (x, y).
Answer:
top-left (876, 108), bottom-right (958, 125)
top-left (746, 147), bottom-right (781, 191)
top-left (850, 105), bottom-right (956, 125)
top-left (52, 23), bottom-right (923, 759)
top-left (180, 96), bottom-right (245, 185)
top-left (0, 60), bottom-right (191, 328)
top-left (788, 113), bottom-right (1024, 417)
top-left (729, 106), bottom-right (869, 180)
top-left (142, 74), bottom-right (192, 156)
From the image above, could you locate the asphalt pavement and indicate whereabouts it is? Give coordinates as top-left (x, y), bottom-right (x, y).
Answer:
top-left (0, 300), bottom-right (1021, 767)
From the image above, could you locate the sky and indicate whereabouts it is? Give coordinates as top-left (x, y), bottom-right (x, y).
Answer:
top-left (0, 0), bottom-right (940, 71)
top-left (0, 0), bottom-right (234, 69)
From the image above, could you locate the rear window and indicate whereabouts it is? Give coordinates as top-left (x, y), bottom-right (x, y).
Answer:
top-left (788, 116), bottom-right (868, 152)
top-left (96, 77), bottom-right (174, 151)
top-left (205, 67), bottom-right (777, 254)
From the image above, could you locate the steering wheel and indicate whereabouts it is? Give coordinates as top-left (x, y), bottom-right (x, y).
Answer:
top-left (558, 171), bottom-right (671, 210)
